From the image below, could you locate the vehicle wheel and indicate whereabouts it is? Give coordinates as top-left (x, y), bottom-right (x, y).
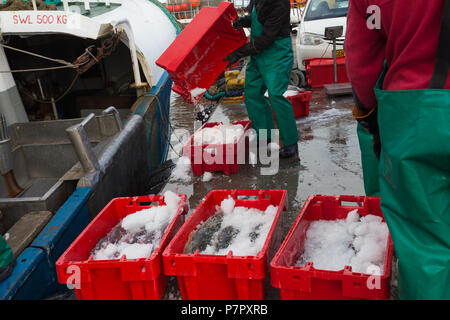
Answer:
top-left (290, 70), bottom-right (306, 87)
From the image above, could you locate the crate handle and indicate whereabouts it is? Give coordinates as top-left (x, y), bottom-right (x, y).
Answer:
top-left (137, 201), bottom-right (160, 206)
top-left (236, 195), bottom-right (259, 200)
top-left (231, 190), bottom-right (268, 200)
top-left (340, 200), bottom-right (363, 207)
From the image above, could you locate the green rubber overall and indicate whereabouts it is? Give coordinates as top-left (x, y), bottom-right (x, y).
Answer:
top-left (366, 65), bottom-right (450, 299)
top-left (356, 123), bottom-right (380, 197)
top-left (244, 8), bottom-right (299, 146)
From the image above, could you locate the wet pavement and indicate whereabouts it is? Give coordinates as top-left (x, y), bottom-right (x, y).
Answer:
top-left (161, 88), bottom-right (370, 300)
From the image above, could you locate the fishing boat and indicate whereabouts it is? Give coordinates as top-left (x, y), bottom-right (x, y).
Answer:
top-left (0, 0), bottom-right (179, 299)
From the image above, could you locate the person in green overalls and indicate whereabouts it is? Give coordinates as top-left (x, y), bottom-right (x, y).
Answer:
top-left (0, 235), bottom-right (14, 282)
top-left (346, 0), bottom-right (450, 299)
top-left (223, 0), bottom-right (299, 158)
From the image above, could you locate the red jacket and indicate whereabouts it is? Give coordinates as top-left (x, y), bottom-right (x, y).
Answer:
top-left (345, 0), bottom-right (450, 109)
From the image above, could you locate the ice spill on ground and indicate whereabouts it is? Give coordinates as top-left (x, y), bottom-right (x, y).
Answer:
top-left (91, 191), bottom-right (182, 260)
top-left (170, 156), bottom-right (192, 182)
top-left (296, 107), bottom-right (351, 125)
top-left (202, 172), bottom-right (213, 182)
top-left (295, 209), bottom-right (389, 275)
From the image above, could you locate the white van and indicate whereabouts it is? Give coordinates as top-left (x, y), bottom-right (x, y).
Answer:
top-left (295, 0), bottom-right (349, 72)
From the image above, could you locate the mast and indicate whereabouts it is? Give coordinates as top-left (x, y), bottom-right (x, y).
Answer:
top-left (0, 45), bottom-right (28, 125)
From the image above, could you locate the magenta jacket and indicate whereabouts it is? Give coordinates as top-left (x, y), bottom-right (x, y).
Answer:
top-left (345, 0), bottom-right (450, 109)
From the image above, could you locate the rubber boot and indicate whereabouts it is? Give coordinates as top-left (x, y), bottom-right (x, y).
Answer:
top-left (279, 143), bottom-right (298, 159)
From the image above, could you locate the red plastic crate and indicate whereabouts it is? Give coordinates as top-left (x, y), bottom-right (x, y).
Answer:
top-left (55, 194), bottom-right (188, 300)
top-left (270, 195), bottom-right (394, 300)
top-left (182, 120), bottom-right (252, 176)
top-left (287, 91), bottom-right (311, 118)
top-left (156, 2), bottom-right (247, 104)
top-left (162, 189), bottom-right (288, 300)
top-left (305, 57), bottom-right (349, 88)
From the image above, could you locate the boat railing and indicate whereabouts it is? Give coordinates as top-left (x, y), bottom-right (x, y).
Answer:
top-left (61, 0), bottom-right (110, 11)
top-left (162, 0), bottom-right (306, 22)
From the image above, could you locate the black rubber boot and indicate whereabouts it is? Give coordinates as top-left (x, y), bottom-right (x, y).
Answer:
top-left (279, 143), bottom-right (299, 159)
top-left (0, 258), bottom-right (16, 282)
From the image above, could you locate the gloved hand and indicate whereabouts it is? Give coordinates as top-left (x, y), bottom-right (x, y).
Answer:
top-left (233, 17), bottom-right (245, 29)
top-left (223, 51), bottom-right (241, 68)
top-left (223, 42), bottom-right (259, 68)
top-left (353, 105), bottom-right (381, 159)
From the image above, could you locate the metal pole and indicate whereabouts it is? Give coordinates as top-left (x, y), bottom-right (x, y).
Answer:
top-left (50, 97), bottom-right (59, 120)
top-left (333, 38), bottom-right (337, 84)
top-left (66, 113), bottom-right (99, 173)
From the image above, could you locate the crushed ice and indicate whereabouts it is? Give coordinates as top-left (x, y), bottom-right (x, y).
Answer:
top-left (295, 209), bottom-right (389, 275)
top-left (91, 191), bottom-right (182, 260)
top-left (193, 123), bottom-right (244, 146)
top-left (171, 156), bottom-right (192, 182)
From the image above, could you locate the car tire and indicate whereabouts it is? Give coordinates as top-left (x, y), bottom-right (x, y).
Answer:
top-left (290, 70), bottom-right (306, 87)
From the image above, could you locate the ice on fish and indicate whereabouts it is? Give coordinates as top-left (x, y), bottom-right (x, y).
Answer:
top-left (193, 124), bottom-right (244, 146)
top-left (295, 210), bottom-right (389, 275)
top-left (184, 198), bottom-right (278, 256)
top-left (91, 191), bottom-right (182, 260)
top-left (264, 87), bottom-right (301, 98)
top-left (283, 90), bottom-right (300, 97)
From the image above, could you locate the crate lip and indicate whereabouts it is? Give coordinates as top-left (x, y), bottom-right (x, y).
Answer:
top-left (182, 120), bottom-right (252, 153)
top-left (286, 91), bottom-right (312, 102)
top-left (270, 194), bottom-right (393, 282)
top-left (55, 194), bottom-right (188, 268)
top-left (163, 189), bottom-right (287, 262)
top-left (305, 56), bottom-right (346, 67)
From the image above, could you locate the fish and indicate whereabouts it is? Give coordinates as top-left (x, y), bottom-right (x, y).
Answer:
top-left (249, 223), bottom-right (263, 243)
top-left (91, 223), bottom-right (125, 253)
top-left (184, 214), bottom-right (224, 254)
top-left (215, 225), bottom-right (240, 251)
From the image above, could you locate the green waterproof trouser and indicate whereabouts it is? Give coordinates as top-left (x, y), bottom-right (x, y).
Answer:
top-left (0, 236), bottom-right (13, 268)
top-left (357, 123), bottom-right (380, 197)
top-left (373, 71), bottom-right (450, 299)
top-left (244, 9), bottom-right (299, 146)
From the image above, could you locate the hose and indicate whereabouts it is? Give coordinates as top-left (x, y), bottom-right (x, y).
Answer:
top-left (204, 91), bottom-right (225, 101)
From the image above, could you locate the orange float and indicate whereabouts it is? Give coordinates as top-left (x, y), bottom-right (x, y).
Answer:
top-left (174, 4), bottom-right (181, 12)
top-left (181, 2), bottom-right (188, 11)
top-left (189, 0), bottom-right (200, 9)
top-left (166, 4), bottom-right (173, 12)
